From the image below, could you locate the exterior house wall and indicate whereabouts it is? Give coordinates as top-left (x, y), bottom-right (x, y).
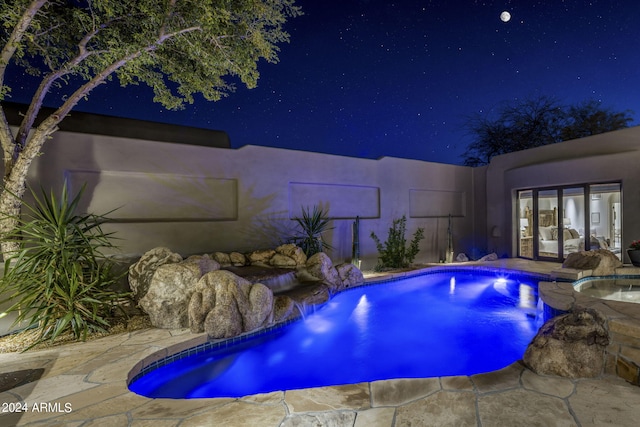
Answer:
top-left (20, 130), bottom-right (483, 269)
top-left (485, 126), bottom-right (640, 262)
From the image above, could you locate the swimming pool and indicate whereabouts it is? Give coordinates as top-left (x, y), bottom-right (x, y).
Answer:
top-left (129, 270), bottom-right (543, 399)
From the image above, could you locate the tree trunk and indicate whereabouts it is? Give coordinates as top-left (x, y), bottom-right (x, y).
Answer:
top-left (0, 126), bottom-right (52, 260)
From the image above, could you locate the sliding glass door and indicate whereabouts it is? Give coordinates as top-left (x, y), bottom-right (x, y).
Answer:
top-left (517, 183), bottom-right (621, 261)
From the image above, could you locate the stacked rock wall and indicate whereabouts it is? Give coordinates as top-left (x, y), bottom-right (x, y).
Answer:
top-left (129, 245), bottom-right (365, 340)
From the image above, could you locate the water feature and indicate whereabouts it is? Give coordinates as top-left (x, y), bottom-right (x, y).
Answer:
top-left (223, 266), bottom-right (302, 294)
top-left (129, 270), bottom-right (543, 399)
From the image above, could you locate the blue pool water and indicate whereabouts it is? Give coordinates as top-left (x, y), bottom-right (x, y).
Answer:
top-left (129, 270), bottom-right (542, 398)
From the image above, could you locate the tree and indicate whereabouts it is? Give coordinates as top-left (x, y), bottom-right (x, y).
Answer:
top-left (561, 99), bottom-right (633, 141)
top-left (461, 96), bottom-right (634, 166)
top-left (0, 0), bottom-right (301, 257)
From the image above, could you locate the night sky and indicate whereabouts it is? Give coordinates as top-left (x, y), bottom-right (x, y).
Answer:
top-left (7, 0), bottom-right (640, 165)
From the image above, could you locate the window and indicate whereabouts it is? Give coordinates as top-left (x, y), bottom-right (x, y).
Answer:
top-left (517, 183), bottom-right (621, 261)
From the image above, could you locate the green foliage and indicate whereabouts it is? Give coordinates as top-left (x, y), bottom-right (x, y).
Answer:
top-left (370, 215), bottom-right (424, 271)
top-left (0, 184), bottom-right (128, 350)
top-left (462, 95), bottom-right (634, 166)
top-left (290, 205), bottom-right (333, 257)
top-left (0, 0), bottom-right (302, 109)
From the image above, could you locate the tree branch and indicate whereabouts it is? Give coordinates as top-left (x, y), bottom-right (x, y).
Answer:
top-left (0, 0), bottom-right (48, 176)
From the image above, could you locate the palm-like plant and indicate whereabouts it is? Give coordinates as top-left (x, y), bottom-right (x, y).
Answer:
top-left (291, 205), bottom-right (333, 257)
top-left (0, 183), bottom-right (128, 350)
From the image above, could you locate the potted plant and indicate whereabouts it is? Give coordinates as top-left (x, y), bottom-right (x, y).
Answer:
top-left (627, 240), bottom-right (640, 267)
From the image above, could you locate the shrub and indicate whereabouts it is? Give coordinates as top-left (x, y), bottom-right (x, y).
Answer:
top-left (290, 205), bottom-right (333, 257)
top-left (0, 184), bottom-right (128, 350)
top-left (370, 215), bottom-right (424, 271)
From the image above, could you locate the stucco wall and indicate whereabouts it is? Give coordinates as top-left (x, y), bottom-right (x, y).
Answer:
top-left (485, 126), bottom-right (640, 262)
top-left (22, 130), bottom-right (483, 270)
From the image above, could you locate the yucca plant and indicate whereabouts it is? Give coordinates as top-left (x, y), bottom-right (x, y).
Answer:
top-left (291, 205), bottom-right (333, 257)
top-left (0, 183), bottom-right (128, 350)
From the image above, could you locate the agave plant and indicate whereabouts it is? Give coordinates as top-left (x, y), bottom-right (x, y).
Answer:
top-left (0, 183), bottom-right (128, 350)
top-left (291, 205), bottom-right (333, 257)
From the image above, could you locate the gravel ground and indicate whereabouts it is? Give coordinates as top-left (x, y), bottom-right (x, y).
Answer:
top-left (0, 314), bottom-right (152, 353)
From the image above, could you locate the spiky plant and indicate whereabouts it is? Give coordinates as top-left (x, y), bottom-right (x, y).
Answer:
top-left (291, 205), bottom-right (333, 257)
top-left (0, 183), bottom-right (128, 350)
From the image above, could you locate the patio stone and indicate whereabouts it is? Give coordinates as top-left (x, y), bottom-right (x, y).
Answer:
top-left (569, 377), bottom-right (640, 427)
top-left (440, 375), bottom-right (474, 391)
top-left (129, 420), bottom-right (180, 427)
top-left (470, 362), bottom-right (523, 393)
top-left (354, 407), bottom-right (396, 427)
top-left (181, 401), bottom-right (286, 427)
top-left (82, 414), bottom-right (130, 426)
top-left (11, 374), bottom-right (98, 403)
top-left (478, 389), bottom-right (575, 426)
top-left (281, 411), bottom-right (356, 427)
top-left (285, 383), bottom-right (370, 412)
top-left (521, 369), bottom-right (575, 397)
top-left (370, 378), bottom-right (440, 406)
top-left (395, 390), bottom-right (477, 427)
top-left (130, 397), bottom-right (232, 418)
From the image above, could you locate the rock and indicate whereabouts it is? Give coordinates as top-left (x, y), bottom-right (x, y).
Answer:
top-left (212, 252), bottom-right (232, 267)
top-left (523, 307), bottom-right (609, 378)
top-left (247, 249), bottom-right (276, 266)
top-left (335, 263), bottom-right (364, 288)
top-left (270, 253), bottom-right (297, 268)
top-left (188, 270), bottom-right (274, 339)
top-left (183, 254), bottom-right (220, 276)
top-left (563, 249), bottom-right (622, 276)
top-left (139, 261), bottom-right (202, 329)
top-left (128, 247), bottom-right (182, 301)
top-left (275, 244), bottom-right (307, 266)
top-left (456, 253), bottom-right (469, 262)
top-left (230, 251), bottom-right (247, 267)
top-left (273, 295), bottom-right (298, 322)
top-left (478, 252), bottom-right (498, 262)
top-left (305, 252), bottom-right (341, 289)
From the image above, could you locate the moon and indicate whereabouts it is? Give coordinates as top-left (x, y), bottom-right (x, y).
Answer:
top-left (500, 11), bottom-right (511, 22)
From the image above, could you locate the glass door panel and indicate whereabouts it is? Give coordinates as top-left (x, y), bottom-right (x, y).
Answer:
top-left (589, 183), bottom-right (622, 259)
top-left (518, 190), bottom-right (533, 258)
top-left (538, 189), bottom-right (559, 259)
top-left (561, 187), bottom-right (585, 259)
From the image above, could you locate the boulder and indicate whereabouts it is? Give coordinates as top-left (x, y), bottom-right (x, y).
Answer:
top-left (247, 249), bottom-right (276, 266)
top-left (563, 249), bottom-right (622, 276)
top-left (523, 307), bottom-right (609, 378)
top-left (212, 252), bottom-right (232, 267)
top-left (230, 251), bottom-right (247, 266)
top-left (270, 253), bottom-right (297, 268)
top-left (305, 252), bottom-right (341, 289)
top-left (275, 244), bottom-right (307, 266)
top-left (128, 247), bottom-right (182, 301)
top-left (335, 263), bottom-right (364, 288)
top-left (188, 270), bottom-right (274, 339)
top-left (183, 254), bottom-right (221, 276)
top-left (478, 252), bottom-right (498, 262)
top-left (139, 261), bottom-right (202, 329)
top-left (273, 295), bottom-right (298, 322)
